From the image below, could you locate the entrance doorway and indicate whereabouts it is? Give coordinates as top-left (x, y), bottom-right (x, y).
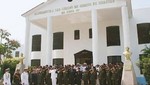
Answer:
top-left (74, 49), bottom-right (93, 65)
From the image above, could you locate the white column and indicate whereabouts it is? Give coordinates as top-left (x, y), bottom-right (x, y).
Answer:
top-left (122, 6), bottom-right (131, 49)
top-left (24, 18), bottom-right (30, 66)
top-left (92, 9), bottom-right (99, 66)
top-left (46, 16), bottom-right (53, 65)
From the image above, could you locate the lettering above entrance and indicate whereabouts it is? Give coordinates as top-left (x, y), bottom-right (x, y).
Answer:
top-left (34, 0), bottom-right (115, 16)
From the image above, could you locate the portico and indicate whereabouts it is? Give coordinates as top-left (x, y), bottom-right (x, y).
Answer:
top-left (22, 0), bottom-right (132, 67)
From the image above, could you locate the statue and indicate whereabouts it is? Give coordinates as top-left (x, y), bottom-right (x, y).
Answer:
top-left (123, 47), bottom-right (132, 61)
top-left (15, 53), bottom-right (25, 73)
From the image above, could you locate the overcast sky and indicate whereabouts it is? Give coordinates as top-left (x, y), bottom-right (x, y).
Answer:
top-left (0, 0), bottom-right (150, 44)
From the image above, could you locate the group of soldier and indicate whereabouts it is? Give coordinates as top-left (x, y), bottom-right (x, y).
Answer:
top-left (3, 62), bottom-right (123, 85)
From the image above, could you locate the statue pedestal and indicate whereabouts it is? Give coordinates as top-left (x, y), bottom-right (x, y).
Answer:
top-left (15, 63), bottom-right (25, 73)
top-left (121, 60), bottom-right (137, 85)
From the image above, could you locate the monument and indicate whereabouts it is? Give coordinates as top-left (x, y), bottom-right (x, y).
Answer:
top-left (121, 47), bottom-right (137, 85)
top-left (15, 54), bottom-right (25, 73)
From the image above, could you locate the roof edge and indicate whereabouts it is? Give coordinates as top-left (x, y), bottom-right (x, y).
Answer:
top-left (22, 0), bottom-right (55, 17)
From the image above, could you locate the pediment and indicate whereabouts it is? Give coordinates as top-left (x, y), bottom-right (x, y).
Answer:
top-left (23, 0), bottom-right (117, 17)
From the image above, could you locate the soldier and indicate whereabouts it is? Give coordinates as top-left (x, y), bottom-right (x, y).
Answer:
top-left (111, 67), bottom-right (116, 85)
top-left (82, 68), bottom-right (89, 85)
top-left (63, 68), bottom-right (69, 85)
top-left (45, 69), bottom-right (52, 85)
top-left (21, 68), bottom-right (29, 85)
top-left (75, 68), bottom-right (82, 85)
top-left (3, 68), bottom-right (11, 85)
top-left (57, 68), bottom-right (63, 85)
top-left (30, 69), bottom-right (37, 85)
top-left (50, 67), bottom-right (57, 85)
top-left (89, 68), bottom-right (97, 85)
top-left (68, 66), bottom-right (76, 85)
top-left (106, 67), bottom-right (111, 85)
top-left (13, 69), bottom-right (21, 85)
top-left (37, 68), bottom-right (42, 85)
top-left (98, 65), bottom-right (106, 85)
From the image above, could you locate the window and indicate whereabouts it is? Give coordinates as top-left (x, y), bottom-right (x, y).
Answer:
top-left (15, 51), bottom-right (19, 57)
top-left (107, 56), bottom-right (121, 64)
top-left (137, 23), bottom-right (150, 44)
top-left (32, 35), bottom-right (41, 51)
top-left (74, 30), bottom-right (80, 40)
top-left (31, 59), bottom-right (40, 66)
top-left (89, 28), bottom-right (92, 38)
top-left (106, 26), bottom-right (120, 46)
top-left (53, 32), bottom-right (64, 50)
top-left (53, 58), bottom-right (64, 66)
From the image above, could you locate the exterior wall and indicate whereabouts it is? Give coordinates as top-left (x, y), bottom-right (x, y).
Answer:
top-left (130, 8), bottom-right (150, 76)
top-left (29, 23), bottom-right (47, 66)
top-left (24, 0), bottom-right (150, 77)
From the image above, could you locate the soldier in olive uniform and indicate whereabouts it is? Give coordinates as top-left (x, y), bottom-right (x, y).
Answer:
top-left (45, 69), bottom-right (52, 85)
top-left (111, 67), bottom-right (116, 85)
top-left (75, 68), bottom-right (82, 85)
top-left (106, 67), bottom-right (112, 85)
top-left (57, 68), bottom-right (63, 85)
top-left (82, 68), bottom-right (89, 85)
top-left (98, 66), bottom-right (106, 85)
top-left (89, 69), bottom-right (97, 85)
top-left (13, 69), bottom-right (21, 85)
top-left (63, 68), bottom-right (69, 85)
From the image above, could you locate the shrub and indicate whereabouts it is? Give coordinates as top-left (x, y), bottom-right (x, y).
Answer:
top-left (0, 58), bottom-right (19, 79)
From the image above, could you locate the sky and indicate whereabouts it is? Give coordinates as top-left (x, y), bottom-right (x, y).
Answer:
top-left (0, 0), bottom-right (150, 45)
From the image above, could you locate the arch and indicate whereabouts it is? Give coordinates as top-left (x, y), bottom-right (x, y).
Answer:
top-left (74, 49), bottom-right (93, 65)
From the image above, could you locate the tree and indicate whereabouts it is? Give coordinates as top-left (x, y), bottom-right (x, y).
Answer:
top-left (0, 28), bottom-right (20, 58)
top-left (140, 45), bottom-right (150, 84)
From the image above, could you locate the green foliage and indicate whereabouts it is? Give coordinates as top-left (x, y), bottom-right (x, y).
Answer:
top-left (140, 45), bottom-right (150, 84)
top-left (0, 58), bottom-right (19, 77)
top-left (0, 29), bottom-right (20, 58)
top-left (0, 44), bottom-right (6, 55)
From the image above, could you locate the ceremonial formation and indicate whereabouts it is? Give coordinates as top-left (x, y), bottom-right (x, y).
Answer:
top-left (3, 62), bottom-right (123, 85)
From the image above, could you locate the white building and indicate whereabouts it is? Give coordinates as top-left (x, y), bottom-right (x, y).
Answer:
top-left (22, 0), bottom-right (150, 77)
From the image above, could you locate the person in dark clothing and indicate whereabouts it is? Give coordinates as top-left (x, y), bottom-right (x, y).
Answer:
top-left (57, 68), bottom-right (63, 85)
top-left (82, 68), bottom-right (89, 85)
top-left (13, 69), bottom-right (21, 85)
top-left (68, 67), bottom-right (76, 85)
top-left (89, 68), bottom-right (97, 85)
top-left (63, 68), bottom-right (69, 85)
top-left (30, 69), bottom-right (38, 85)
top-left (75, 68), bottom-right (82, 85)
top-left (45, 69), bottom-right (52, 85)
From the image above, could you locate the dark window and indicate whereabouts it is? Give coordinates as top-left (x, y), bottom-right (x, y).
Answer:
top-left (15, 51), bottom-right (19, 57)
top-left (68, 0), bottom-right (73, 2)
top-left (31, 59), bottom-right (40, 66)
top-left (137, 23), bottom-right (150, 44)
top-left (74, 30), bottom-right (80, 40)
top-left (107, 56), bottom-right (121, 64)
top-left (106, 26), bottom-right (120, 46)
top-left (32, 35), bottom-right (41, 51)
top-left (53, 58), bottom-right (64, 66)
top-left (89, 28), bottom-right (92, 38)
top-left (53, 32), bottom-right (64, 50)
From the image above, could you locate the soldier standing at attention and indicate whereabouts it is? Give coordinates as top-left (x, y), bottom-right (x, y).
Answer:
top-left (57, 68), bottom-right (63, 85)
top-left (82, 68), bottom-right (89, 85)
top-left (13, 69), bottom-right (21, 85)
top-left (63, 68), bottom-right (69, 85)
top-left (21, 68), bottom-right (29, 85)
top-left (89, 68), bottom-right (97, 85)
top-left (75, 68), bottom-right (82, 85)
top-left (3, 68), bottom-right (11, 85)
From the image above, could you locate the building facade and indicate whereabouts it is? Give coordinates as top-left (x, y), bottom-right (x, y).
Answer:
top-left (22, 0), bottom-right (150, 77)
